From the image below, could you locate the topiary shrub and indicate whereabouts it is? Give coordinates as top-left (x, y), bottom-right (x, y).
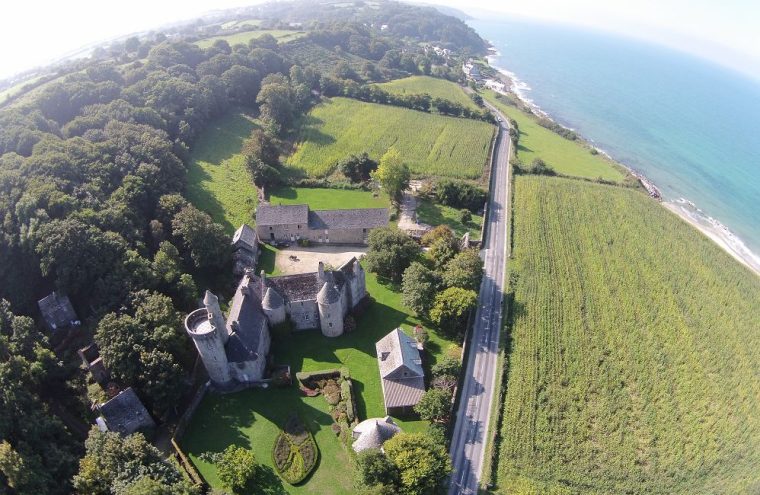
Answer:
top-left (323, 380), bottom-right (341, 406)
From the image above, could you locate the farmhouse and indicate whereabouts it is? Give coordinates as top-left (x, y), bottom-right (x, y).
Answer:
top-left (376, 328), bottom-right (426, 416)
top-left (96, 387), bottom-right (155, 436)
top-left (255, 204), bottom-right (388, 244)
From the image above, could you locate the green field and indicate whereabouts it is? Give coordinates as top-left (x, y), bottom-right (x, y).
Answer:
top-left (496, 175), bottom-right (760, 494)
top-left (377, 76), bottom-right (480, 111)
top-left (186, 111), bottom-right (259, 233)
top-left (182, 273), bottom-right (456, 494)
top-left (220, 18), bottom-right (263, 30)
top-left (268, 186), bottom-right (390, 210)
top-left (416, 199), bottom-right (483, 239)
top-left (482, 90), bottom-right (625, 182)
top-left (287, 97), bottom-right (495, 179)
top-left (196, 29), bottom-right (306, 48)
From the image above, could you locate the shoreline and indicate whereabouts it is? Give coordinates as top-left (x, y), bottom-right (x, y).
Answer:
top-left (483, 48), bottom-right (760, 277)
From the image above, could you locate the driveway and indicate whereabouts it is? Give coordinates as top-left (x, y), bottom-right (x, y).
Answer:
top-left (274, 245), bottom-right (368, 275)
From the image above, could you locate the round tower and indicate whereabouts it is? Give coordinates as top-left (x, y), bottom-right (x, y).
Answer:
top-left (317, 282), bottom-right (343, 337)
top-left (185, 291), bottom-right (232, 387)
top-left (262, 287), bottom-right (286, 325)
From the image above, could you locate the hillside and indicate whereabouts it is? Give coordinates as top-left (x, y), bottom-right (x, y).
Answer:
top-left (377, 76), bottom-right (480, 111)
top-left (483, 91), bottom-right (626, 182)
top-left (287, 97), bottom-right (495, 178)
top-left (497, 175), bottom-right (760, 494)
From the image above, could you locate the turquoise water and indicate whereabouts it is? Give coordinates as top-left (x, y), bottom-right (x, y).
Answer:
top-left (469, 18), bottom-right (760, 255)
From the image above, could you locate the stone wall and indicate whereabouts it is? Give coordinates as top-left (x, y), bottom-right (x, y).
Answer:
top-left (288, 299), bottom-right (320, 330)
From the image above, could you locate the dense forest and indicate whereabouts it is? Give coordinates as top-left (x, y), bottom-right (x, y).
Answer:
top-left (0, 1), bottom-right (487, 492)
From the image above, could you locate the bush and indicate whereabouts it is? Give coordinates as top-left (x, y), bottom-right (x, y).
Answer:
top-left (323, 380), bottom-right (341, 406)
top-left (458, 209), bottom-right (472, 224)
top-left (344, 314), bottom-right (356, 333)
top-left (433, 179), bottom-right (487, 212)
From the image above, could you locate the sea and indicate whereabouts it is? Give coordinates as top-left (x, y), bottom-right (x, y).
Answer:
top-left (469, 17), bottom-right (760, 262)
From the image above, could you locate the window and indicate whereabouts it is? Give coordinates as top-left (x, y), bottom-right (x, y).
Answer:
top-left (329, 323), bottom-right (333, 327)
top-left (269, 226), bottom-right (273, 230)
top-left (363, 228), bottom-right (367, 233)
top-left (297, 225), bottom-right (301, 229)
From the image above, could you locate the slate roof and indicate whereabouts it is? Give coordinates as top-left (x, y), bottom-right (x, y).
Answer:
top-left (317, 281), bottom-right (341, 304)
top-left (376, 328), bottom-right (425, 410)
top-left (256, 204), bottom-right (309, 226)
top-left (98, 387), bottom-right (155, 436)
top-left (308, 208), bottom-right (388, 230)
top-left (37, 291), bottom-right (78, 331)
top-left (262, 287), bottom-right (284, 309)
top-left (351, 416), bottom-right (401, 453)
top-left (232, 224), bottom-right (258, 250)
top-left (225, 277), bottom-right (268, 363)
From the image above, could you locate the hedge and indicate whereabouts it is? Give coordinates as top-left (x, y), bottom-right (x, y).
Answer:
top-left (272, 415), bottom-right (319, 485)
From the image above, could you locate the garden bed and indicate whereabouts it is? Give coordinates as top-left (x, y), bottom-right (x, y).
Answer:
top-left (272, 415), bottom-right (319, 485)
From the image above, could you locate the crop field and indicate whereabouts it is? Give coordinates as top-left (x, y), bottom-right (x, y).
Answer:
top-left (496, 175), bottom-right (760, 494)
top-left (182, 273), bottom-right (456, 494)
top-left (482, 90), bottom-right (625, 182)
top-left (186, 111), bottom-right (259, 233)
top-left (268, 186), bottom-right (390, 210)
top-left (377, 76), bottom-right (480, 111)
top-left (196, 29), bottom-right (305, 48)
top-left (287, 98), bottom-right (495, 179)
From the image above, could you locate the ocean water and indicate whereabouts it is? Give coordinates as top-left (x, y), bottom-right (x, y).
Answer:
top-left (469, 18), bottom-right (760, 256)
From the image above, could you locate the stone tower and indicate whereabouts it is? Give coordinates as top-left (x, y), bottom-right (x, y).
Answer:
top-left (348, 259), bottom-right (366, 307)
top-left (317, 279), bottom-right (343, 337)
top-left (184, 290), bottom-right (232, 387)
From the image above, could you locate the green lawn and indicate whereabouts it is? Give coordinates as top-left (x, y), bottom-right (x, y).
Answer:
top-left (186, 111), bottom-right (259, 234)
top-left (196, 29), bottom-right (306, 48)
top-left (268, 186), bottom-right (390, 210)
top-left (416, 199), bottom-right (483, 239)
top-left (481, 90), bottom-right (626, 182)
top-left (496, 175), bottom-right (760, 494)
top-left (181, 273), bottom-right (453, 494)
top-left (376, 76), bottom-right (480, 111)
top-left (287, 97), bottom-right (495, 179)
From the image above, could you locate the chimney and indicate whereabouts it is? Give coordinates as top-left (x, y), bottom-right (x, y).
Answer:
top-left (318, 261), bottom-right (325, 282)
top-left (260, 269), bottom-right (267, 294)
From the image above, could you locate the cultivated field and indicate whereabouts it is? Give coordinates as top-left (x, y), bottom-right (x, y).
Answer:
top-left (483, 90), bottom-right (626, 182)
top-left (497, 176), bottom-right (760, 494)
top-left (186, 111), bottom-right (258, 233)
top-left (287, 97), bottom-right (495, 179)
top-left (182, 273), bottom-right (458, 494)
top-left (268, 186), bottom-right (390, 210)
top-left (196, 29), bottom-right (306, 48)
top-left (377, 76), bottom-right (480, 111)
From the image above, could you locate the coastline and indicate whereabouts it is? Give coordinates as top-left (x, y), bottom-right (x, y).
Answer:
top-left (483, 49), bottom-right (760, 277)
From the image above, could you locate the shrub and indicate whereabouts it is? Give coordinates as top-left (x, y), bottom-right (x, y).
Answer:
top-left (459, 209), bottom-right (472, 224)
top-left (323, 380), bottom-right (341, 406)
top-left (344, 314), bottom-right (356, 333)
top-left (272, 415), bottom-right (319, 485)
top-left (433, 179), bottom-right (487, 212)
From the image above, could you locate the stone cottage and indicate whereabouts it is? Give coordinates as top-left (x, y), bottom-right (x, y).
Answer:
top-left (232, 224), bottom-right (259, 276)
top-left (376, 328), bottom-right (426, 416)
top-left (96, 387), bottom-right (155, 436)
top-left (255, 204), bottom-right (388, 244)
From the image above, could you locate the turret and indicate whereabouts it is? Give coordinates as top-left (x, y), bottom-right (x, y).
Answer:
top-left (317, 281), bottom-right (343, 337)
top-left (262, 287), bottom-right (286, 325)
top-left (185, 291), bottom-right (232, 387)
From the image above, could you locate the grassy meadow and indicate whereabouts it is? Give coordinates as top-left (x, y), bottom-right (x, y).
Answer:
top-left (182, 273), bottom-right (458, 494)
top-left (496, 175), bottom-right (760, 494)
top-left (377, 76), bottom-right (480, 111)
top-left (482, 90), bottom-right (626, 182)
top-left (196, 29), bottom-right (306, 48)
top-left (186, 111), bottom-right (259, 233)
top-left (268, 186), bottom-right (390, 210)
top-left (416, 199), bottom-right (483, 239)
top-left (287, 97), bottom-right (495, 179)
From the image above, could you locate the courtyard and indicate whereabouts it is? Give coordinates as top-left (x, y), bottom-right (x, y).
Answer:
top-left (273, 245), bottom-right (368, 275)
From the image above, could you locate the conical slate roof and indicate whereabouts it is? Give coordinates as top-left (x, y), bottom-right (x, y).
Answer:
top-left (262, 287), bottom-right (284, 309)
top-left (317, 282), bottom-right (340, 304)
top-left (352, 416), bottom-right (401, 452)
top-left (203, 290), bottom-right (218, 306)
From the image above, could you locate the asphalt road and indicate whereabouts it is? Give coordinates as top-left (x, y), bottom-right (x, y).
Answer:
top-left (448, 102), bottom-right (511, 495)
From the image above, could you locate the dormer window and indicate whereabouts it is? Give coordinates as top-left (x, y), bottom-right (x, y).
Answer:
top-left (380, 351), bottom-right (390, 361)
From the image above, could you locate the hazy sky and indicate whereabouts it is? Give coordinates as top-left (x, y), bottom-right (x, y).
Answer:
top-left (1, 0), bottom-right (759, 81)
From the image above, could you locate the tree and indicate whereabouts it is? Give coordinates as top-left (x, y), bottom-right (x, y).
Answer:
top-left (372, 147), bottom-right (410, 204)
top-left (364, 227), bottom-right (420, 283)
top-left (401, 262), bottom-right (440, 316)
top-left (431, 356), bottom-right (461, 378)
top-left (384, 433), bottom-right (452, 495)
top-left (414, 388), bottom-right (451, 423)
top-left (153, 241), bottom-right (182, 284)
top-left (429, 287), bottom-right (477, 339)
top-left (428, 234), bottom-right (459, 271)
top-left (339, 152), bottom-right (377, 183)
top-left (355, 448), bottom-right (400, 490)
top-left (442, 250), bottom-right (483, 291)
top-left (74, 428), bottom-right (188, 495)
top-left (216, 445), bottom-right (258, 495)
top-left (171, 205), bottom-right (230, 270)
